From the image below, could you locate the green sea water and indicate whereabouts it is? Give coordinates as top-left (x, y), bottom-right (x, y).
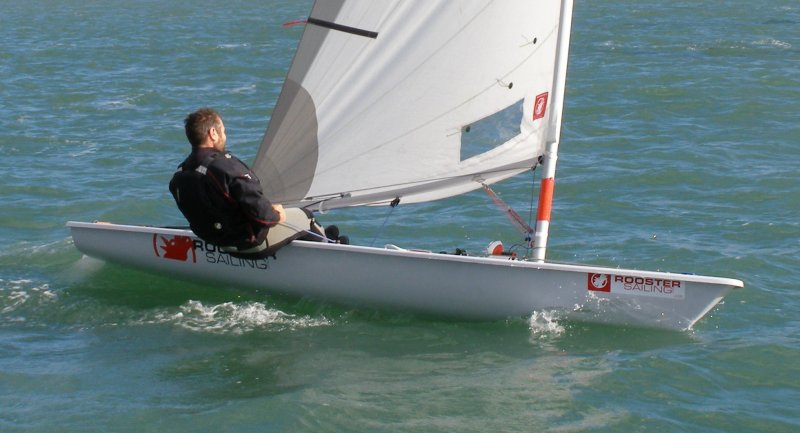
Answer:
top-left (1, 0), bottom-right (798, 432)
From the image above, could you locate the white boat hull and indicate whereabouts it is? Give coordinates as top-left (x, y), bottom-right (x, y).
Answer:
top-left (67, 222), bottom-right (743, 330)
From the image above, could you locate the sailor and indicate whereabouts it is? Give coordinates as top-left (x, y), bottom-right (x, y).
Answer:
top-left (169, 107), bottom-right (286, 255)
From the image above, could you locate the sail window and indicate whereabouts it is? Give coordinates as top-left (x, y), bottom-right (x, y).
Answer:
top-left (460, 99), bottom-right (523, 161)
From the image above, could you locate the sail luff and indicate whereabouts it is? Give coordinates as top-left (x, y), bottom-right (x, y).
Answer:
top-left (252, 1), bottom-right (349, 204)
top-left (533, 0), bottom-right (574, 262)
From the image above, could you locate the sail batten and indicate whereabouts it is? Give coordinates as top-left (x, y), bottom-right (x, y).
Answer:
top-left (253, 1), bottom-right (568, 210)
top-left (306, 17), bottom-right (379, 39)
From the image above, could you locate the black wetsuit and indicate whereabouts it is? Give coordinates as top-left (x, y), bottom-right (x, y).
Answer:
top-left (169, 148), bottom-right (280, 249)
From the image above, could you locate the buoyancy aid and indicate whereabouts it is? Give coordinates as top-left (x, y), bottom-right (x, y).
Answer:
top-left (169, 151), bottom-right (326, 257)
top-left (169, 152), bottom-right (258, 248)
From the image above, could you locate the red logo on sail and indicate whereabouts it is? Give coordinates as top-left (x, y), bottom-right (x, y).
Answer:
top-left (153, 234), bottom-right (197, 263)
top-left (533, 92), bottom-right (549, 120)
top-left (588, 273), bottom-right (611, 292)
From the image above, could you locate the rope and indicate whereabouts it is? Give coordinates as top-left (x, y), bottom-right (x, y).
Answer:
top-left (528, 167), bottom-right (538, 231)
top-left (370, 197), bottom-right (401, 247)
top-left (278, 221), bottom-right (334, 243)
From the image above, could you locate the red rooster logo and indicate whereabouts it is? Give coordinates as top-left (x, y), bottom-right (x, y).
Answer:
top-left (152, 234), bottom-right (197, 263)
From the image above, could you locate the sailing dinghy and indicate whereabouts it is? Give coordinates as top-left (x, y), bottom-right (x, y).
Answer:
top-left (68, 0), bottom-right (743, 330)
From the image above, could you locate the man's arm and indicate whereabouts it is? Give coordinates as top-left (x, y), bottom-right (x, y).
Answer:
top-left (214, 156), bottom-right (282, 226)
top-left (229, 176), bottom-right (281, 226)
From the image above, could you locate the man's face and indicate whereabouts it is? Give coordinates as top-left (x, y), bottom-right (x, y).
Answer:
top-left (212, 119), bottom-right (226, 152)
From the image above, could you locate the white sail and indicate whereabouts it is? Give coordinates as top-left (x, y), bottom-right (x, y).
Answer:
top-left (253, 0), bottom-right (567, 209)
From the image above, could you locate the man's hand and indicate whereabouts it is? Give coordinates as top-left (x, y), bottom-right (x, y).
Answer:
top-left (273, 204), bottom-right (287, 224)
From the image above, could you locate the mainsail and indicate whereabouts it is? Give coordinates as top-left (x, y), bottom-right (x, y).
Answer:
top-left (253, 0), bottom-right (570, 210)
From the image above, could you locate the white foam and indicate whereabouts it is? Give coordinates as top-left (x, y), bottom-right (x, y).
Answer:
top-left (216, 43), bottom-right (249, 49)
top-left (0, 280), bottom-right (58, 315)
top-left (754, 38), bottom-right (792, 49)
top-left (230, 84), bottom-right (256, 94)
top-left (150, 300), bottom-right (332, 334)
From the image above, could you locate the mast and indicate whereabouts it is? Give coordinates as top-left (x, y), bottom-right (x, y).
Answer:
top-left (532, 0), bottom-right (574, 262)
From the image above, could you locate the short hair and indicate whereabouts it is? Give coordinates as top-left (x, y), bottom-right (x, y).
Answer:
top-left (184, 107), bottom-right (221, 147)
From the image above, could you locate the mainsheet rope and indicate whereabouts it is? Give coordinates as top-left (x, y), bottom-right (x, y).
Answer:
top-left (370, 197), bottom-right (401, 247)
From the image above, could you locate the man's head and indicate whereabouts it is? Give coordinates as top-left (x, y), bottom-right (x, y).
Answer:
top-left (184, 107), bottom-right (226, 151)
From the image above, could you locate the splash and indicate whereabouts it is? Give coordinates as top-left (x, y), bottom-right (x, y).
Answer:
top-left (528, 310), bottom-right (565, 337)
top-left (148, 300), bottom-right (333, 335)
